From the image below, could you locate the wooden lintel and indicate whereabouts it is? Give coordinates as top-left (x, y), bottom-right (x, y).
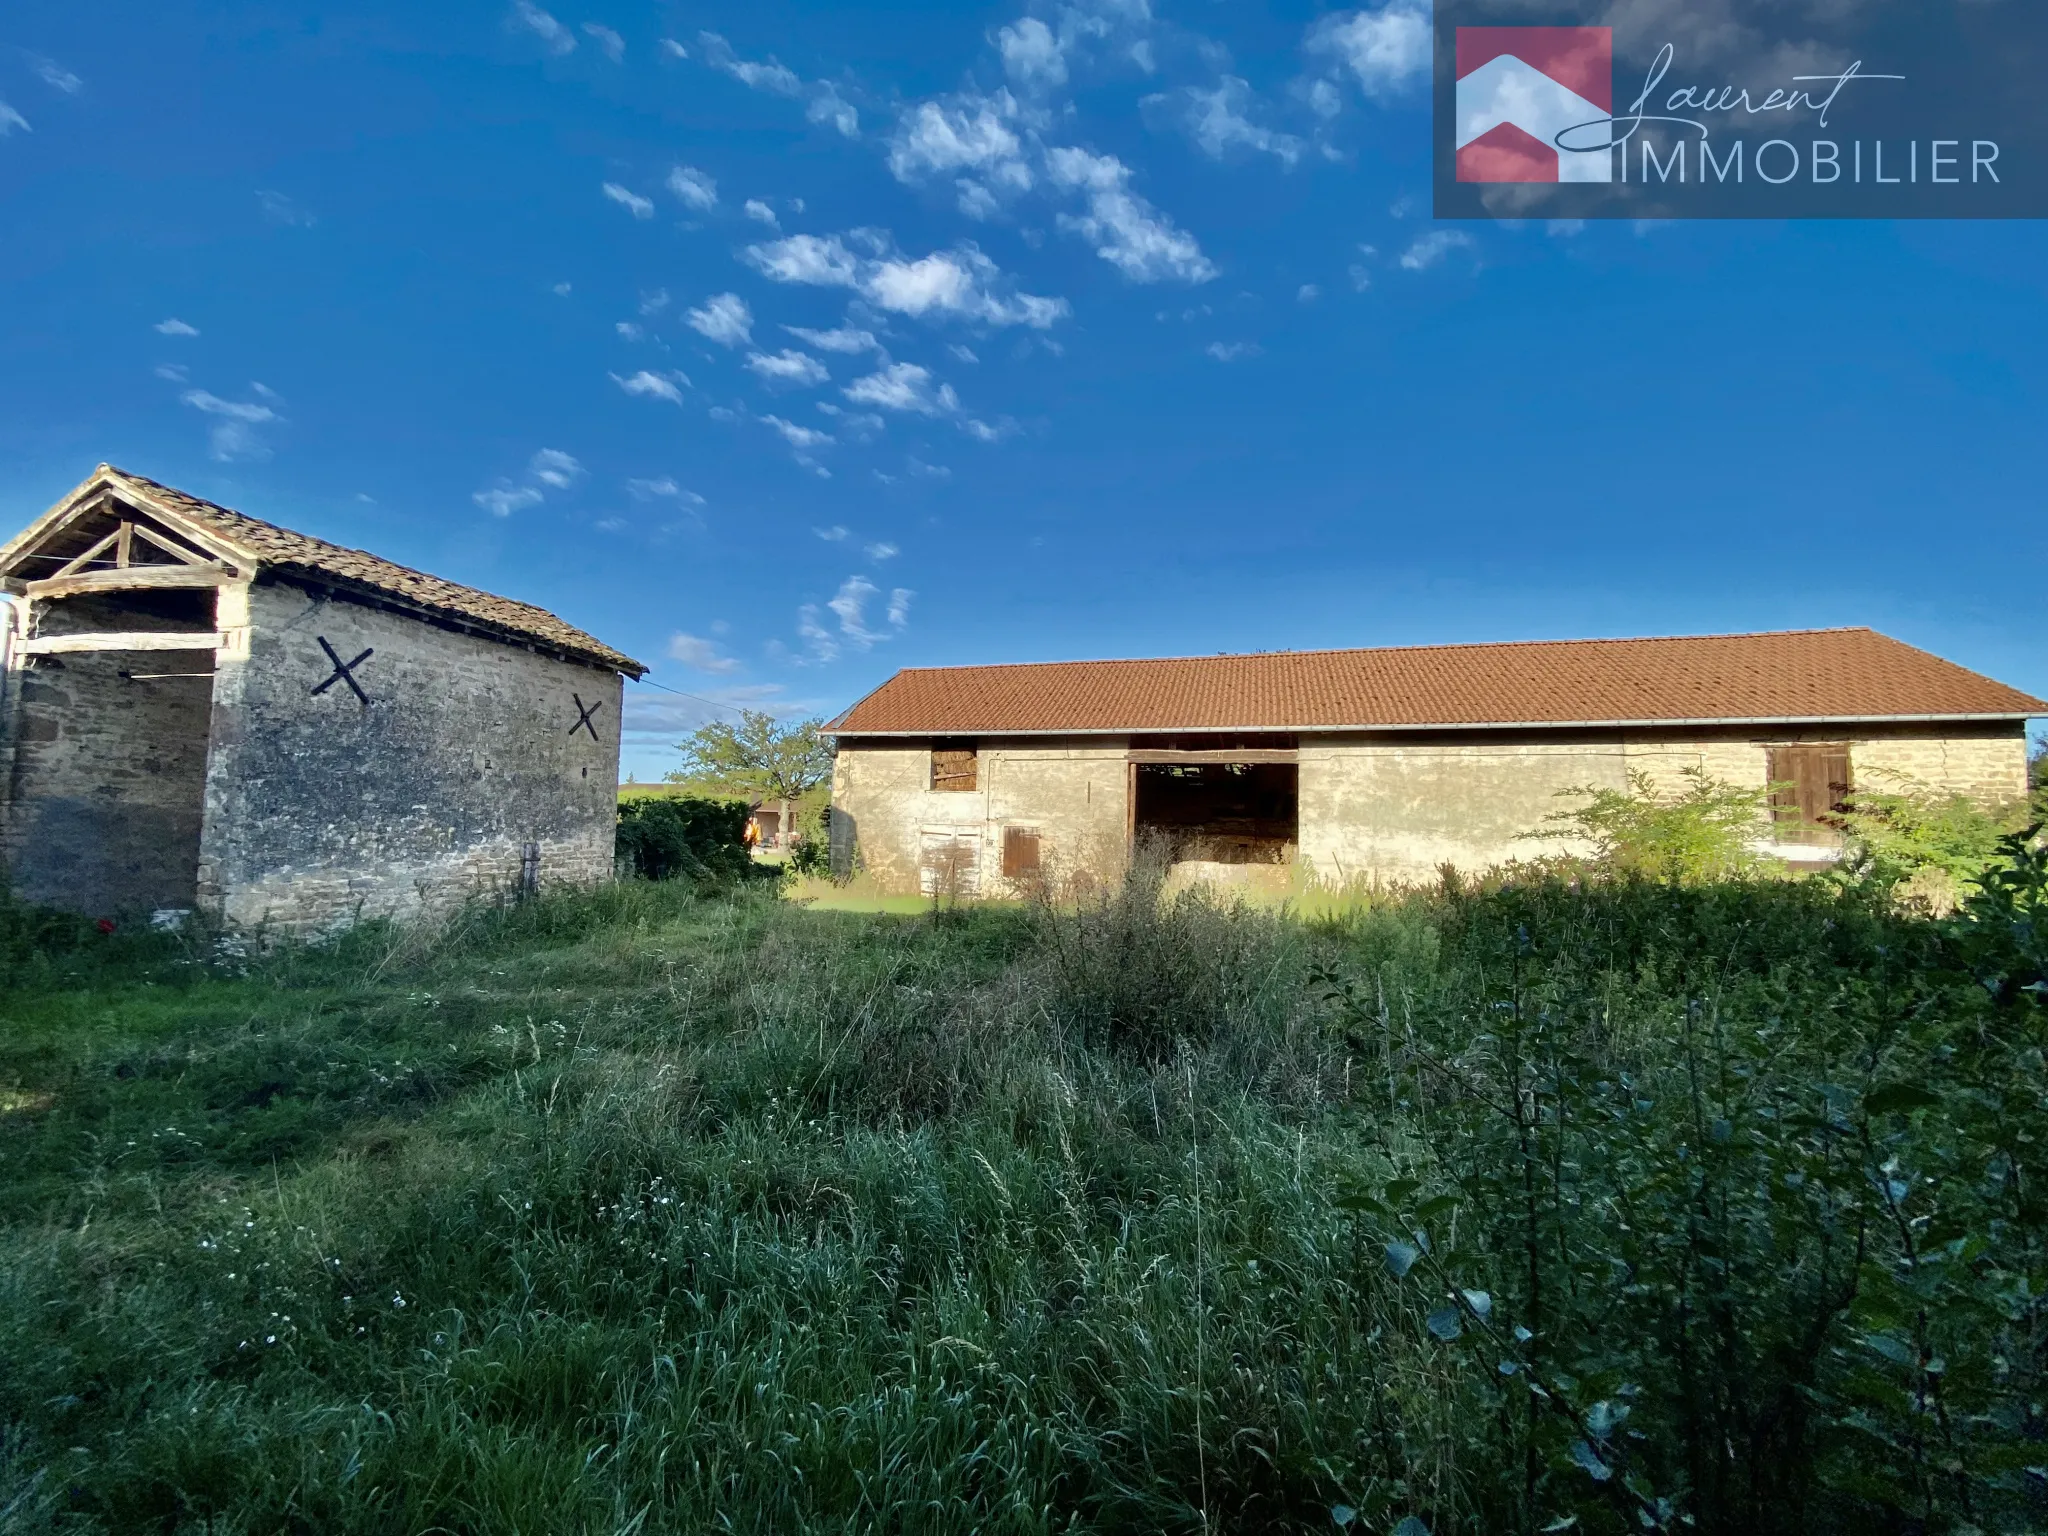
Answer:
top-left (24, 567), bottom-right (234, 599)
top-left (1126, 749), bottom-right (1299, 765)
top-left (20, 631), bottom-right (227, 655)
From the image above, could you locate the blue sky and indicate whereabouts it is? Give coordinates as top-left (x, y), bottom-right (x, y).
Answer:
top-left (2, 0), bottom-right (2042, 778)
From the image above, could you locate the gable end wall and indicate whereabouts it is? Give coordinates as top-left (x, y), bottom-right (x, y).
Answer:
top-left (198, 577), bottom-right (622, 932)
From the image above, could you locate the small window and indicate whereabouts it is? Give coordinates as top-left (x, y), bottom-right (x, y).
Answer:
top-left (931, 744), bottom-right (978, 792)
top-left (1002, 826), bottom-right (1041, 879)
top-left (1767, 745), bottom-right (1851, 845)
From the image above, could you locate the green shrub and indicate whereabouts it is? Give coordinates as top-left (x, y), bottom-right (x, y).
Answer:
top-left (1834, 769), bottom-right (2024, 904)
top-left (613, 795), bottom-right (753, 882)
top-left (1530, 766), bottom-right (1771, 883)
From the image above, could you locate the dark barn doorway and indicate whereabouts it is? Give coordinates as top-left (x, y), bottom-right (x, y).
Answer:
top-left (1132, 761), bottom-right (1298, 864)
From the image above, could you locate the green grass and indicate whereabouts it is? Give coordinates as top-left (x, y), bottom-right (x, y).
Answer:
top-left (0, 869), bottom-right (2042, 1534)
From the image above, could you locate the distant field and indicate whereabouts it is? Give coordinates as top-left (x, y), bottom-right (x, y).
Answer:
top-left (0, 870), bottom-right (2042, 1533)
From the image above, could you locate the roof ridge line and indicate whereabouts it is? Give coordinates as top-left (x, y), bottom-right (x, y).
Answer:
top-left (887, 626), bottom-right (1884, 676)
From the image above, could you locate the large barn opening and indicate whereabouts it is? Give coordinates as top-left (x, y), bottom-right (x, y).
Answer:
top-left (1132, 757), bottom-right (1299, 865)
top-left (6, 584), bottom-right (220, 916)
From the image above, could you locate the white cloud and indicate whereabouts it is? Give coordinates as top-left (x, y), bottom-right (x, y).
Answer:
top-left (627, 476), bottom-right (706, 503)
top-left (552, 281), bottom-right (573, 295)
top-left (796, 604), bottom-right (839, 662)
top-left (511, 0), bottom-right (576, 55)
top-left (762, 415), bottom-right (832, 450)
top-left (529, 448), bottom-right (583, 488)
top-left (474, 485), bottom-right (544, 517)
top-left (748, 233), bottom-right (1066, 328)
top-left (998, 17), bottom-right (1066, 91)
top-left (154, 363), bottom-right (189, 382)
top-left (31, 57), bottom-right (83, 94)
top-left (888, 94), bottom-right (1025, 184)
top-left (1298, 283), bottom-right (1320, 301)
top-left (616, 321), bottom-right (643, 340)
top-left (602, 182), bottom-right (654, 219)
top-left (825, 574), bottom-right (909, 647)
top-left (1548, 219), bottom-right (1587, 238)
top-left (807, 83), bottom-right (859, 137)
top-left (1399, 230), bottom-right (1474, 271)
top-left (955, 180), bottom-right (1001, 220)
top-left (699, 31), bottom-right (801, 95)
top-left (958, 416), bottom-right (1013, 442)
top-left (745, 233), bottom-right (861, 287)
top-left (845, 362), bottom-right (957, 416)
top-left (906, 457), bottom-right (951, 480)
top-left (746, 349), bottom-right (830, 387)
top-left (668, 632), bottom-right (741, 673)
top-left (1046, 147), bottom-right (1215, 283)
top-left (743, 198), bottom-right (779, 227)
top-left (182, 388), bottom-right (279, 461)
top-left (667, 165), bottom-right (717, 211)
top-left (1205, 341), bottom-right (1259, 361)
top-left (685, 291), bottom-right (753, 347)
top-left (864, 541), bottom-right (898, 561)
top-left (948, 343), bottom-right (978, 363)
top-left (581, 22), bottom-right (625, 61)
top-left (785, 324), bottom-right (880, 355)
top-left (0, 102), bottom-right (28, 136)
top-left (155, 318), bottom-right (199, 336)
top-left (611, 369), bottom-right (689, 404)
top-left (181, 389), bottom-right (274, 423)
top-left (639, 289), bottom-right (671, 315)
top-left (814, 524), bottom-right (849, 542)
top-left (1165, 77), bottom-right (1303, 166)
top-left (659, 38), bottom-right (688, 59)
top-left (257, 190), bottom-right (315, 227)
top-left (1305, 2), bottom-right (1430, 101)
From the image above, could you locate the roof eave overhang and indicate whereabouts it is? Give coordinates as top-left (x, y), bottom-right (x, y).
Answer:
top-left (828, 711), bottom-right (2043, 739)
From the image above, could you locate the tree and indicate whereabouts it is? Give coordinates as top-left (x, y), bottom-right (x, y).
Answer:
top-left (666, 711), bottom-right (834, 805)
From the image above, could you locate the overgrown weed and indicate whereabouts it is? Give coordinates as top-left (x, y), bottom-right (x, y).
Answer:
top-left (0, 851), bottom-right (2043, 1532)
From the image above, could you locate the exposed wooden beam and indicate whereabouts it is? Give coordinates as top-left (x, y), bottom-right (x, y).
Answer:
top-left (1126, 749), bottom-right (1299, 765)
top-left (51, 528), bottom-right (123, 579)
top-left (24, 567), bottom-right (233, 599)
top-left (20, 631), bottom-right (226, 655)
top-left (129, 522), bottom-right (218, 568)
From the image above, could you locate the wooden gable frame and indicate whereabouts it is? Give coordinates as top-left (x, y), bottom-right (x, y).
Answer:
top-left (0, 475), bottom-right (256, 602)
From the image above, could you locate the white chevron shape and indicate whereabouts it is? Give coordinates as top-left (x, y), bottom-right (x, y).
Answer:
top-left (1456, 54), bottom-right (1613, 183)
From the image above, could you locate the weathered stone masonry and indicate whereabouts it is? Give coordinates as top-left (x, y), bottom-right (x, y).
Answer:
top-left (0, 466), bottom-right (644, 932)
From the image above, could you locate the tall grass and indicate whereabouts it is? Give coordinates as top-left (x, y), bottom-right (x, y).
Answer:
top-left (0, 861), bottom-right (2041, 1533)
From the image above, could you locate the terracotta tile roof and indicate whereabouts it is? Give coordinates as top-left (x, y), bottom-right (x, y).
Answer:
top-left (36, 466), bottom-right (643, 675)
top-left (831, 629), bottom-right (2045, 736)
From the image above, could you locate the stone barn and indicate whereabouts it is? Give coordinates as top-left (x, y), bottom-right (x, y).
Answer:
top-left (825, 629), bottom-right (2044, 896)
top-left (0, 465), bottom-right (645, 931)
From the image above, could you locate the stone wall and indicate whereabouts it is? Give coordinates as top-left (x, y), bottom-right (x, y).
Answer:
top-left (0, 589), bottom-right (218, 914)
top-left (831, 739), bottom-right (1129, 896)
top-left (835, 722), bottom-right (2032, 896)
top-left (196, 577), bottom-right (623, 933)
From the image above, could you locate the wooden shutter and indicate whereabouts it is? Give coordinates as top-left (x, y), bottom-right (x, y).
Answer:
top-left (1767, 745), bottom-right (1851, 845)
top-left (1002, 826), bottom-right (1041, 879)
top-left (931, 747), bottom-right (978, 792)
top-left (919, 830), bottom-right (980, 896)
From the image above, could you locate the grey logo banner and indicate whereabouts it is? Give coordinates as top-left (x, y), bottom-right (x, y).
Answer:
top-left (1434, 0), bottom-right (2047, 218)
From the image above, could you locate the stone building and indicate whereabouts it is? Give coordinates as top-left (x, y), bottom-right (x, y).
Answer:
top-left (0, 465), bottom-right (644, 930)
top-left (825, 629), bottom-right (2044, 896)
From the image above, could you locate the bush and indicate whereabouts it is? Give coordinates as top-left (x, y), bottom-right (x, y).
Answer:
top-left (1530, 766), bottom-right (1771, 882)
top-left (614, 795), bottom-right (753, 882)
top-left (1835, 770), bottom-right (2024, 907)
